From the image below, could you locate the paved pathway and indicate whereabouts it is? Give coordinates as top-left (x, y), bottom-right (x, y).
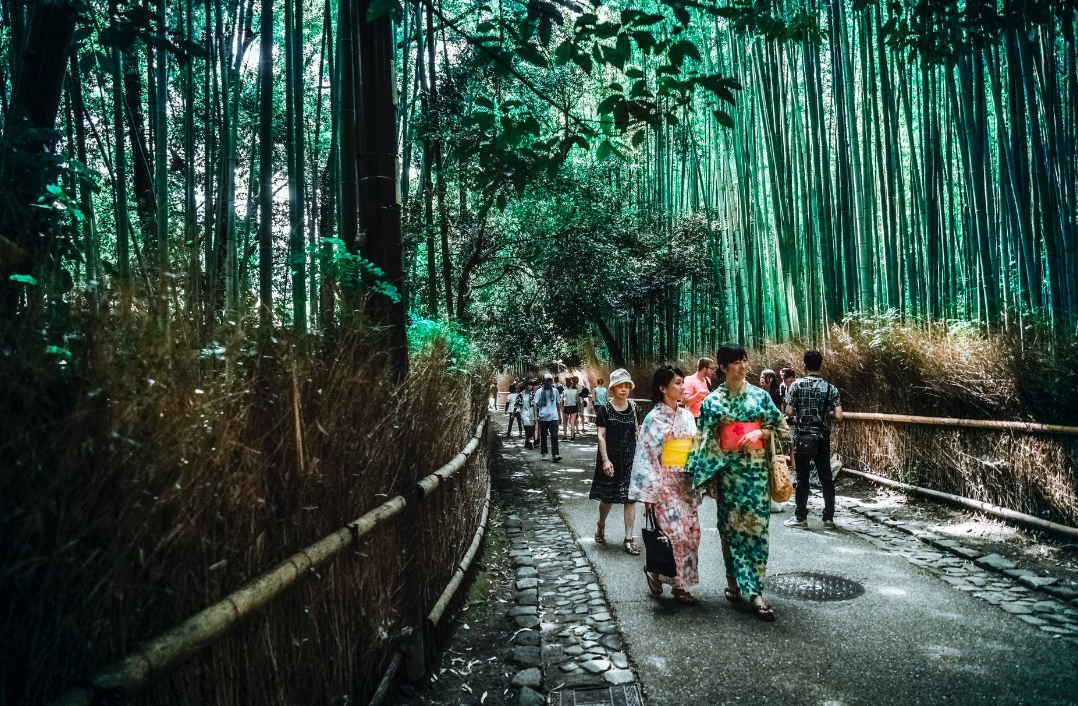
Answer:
top-left (494, 417), bottom-right (1078, 706)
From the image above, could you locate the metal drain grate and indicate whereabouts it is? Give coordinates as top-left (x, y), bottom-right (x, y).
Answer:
top-left (548, 684), bottom-right (644, 706)
top-left (767, 572), bottom-right (865, 601)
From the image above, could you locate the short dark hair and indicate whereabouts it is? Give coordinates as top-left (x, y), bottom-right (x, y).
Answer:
top-left (598, 378), bottom-right (604, 384)
top-left (716, 344), bottom-right (748, 367)
top-left (804, 350), bottom-right (823, 371)
top-left (651, 365), bottom-right (686, 403)
top-left (697, 357), bottom-right (715, 371)
top-left (780, 367), bottom-right (796, 380)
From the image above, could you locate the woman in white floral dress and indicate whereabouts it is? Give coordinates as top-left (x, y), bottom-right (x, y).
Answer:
top-left (629, 366), bottom-right (701, 604)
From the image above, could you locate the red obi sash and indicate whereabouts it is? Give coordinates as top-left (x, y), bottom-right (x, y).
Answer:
top-left (719, 421), bottom-right (762, 451)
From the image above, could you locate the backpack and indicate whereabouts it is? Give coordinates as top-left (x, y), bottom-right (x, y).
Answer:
top-left (794, 378), bottom-right (834, 457)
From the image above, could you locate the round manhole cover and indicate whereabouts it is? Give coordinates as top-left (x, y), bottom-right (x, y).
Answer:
top-left (767, 572), bottom-right (864, 601)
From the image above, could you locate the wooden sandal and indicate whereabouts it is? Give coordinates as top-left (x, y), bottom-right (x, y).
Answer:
top-left (724, 587), bottom-right (743, 603)
top-left (623, 538), bottom-right (640, 556)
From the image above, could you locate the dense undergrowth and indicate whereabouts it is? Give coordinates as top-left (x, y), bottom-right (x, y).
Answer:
top-left (1, 305), bottom-right (490, 704)
top-left (507, 316), bottom-right (1078, 526)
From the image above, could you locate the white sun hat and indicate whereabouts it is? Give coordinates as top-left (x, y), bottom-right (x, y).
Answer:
top-left (608, 368), bottom-right (634, 390)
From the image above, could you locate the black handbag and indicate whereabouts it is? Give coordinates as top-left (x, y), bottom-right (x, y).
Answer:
top-left (642, 508), bottom-right (677, 578)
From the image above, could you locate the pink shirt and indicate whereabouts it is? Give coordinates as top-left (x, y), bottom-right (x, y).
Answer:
top-left (683, 372), bottom-right (711, 418)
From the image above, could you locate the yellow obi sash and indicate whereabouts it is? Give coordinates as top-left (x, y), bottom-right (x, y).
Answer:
top-left (661, 438), bottom-right (693, 468)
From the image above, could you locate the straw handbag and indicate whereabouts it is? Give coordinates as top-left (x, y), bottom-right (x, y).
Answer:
top-left (768, 433), bottom-right (793, 503)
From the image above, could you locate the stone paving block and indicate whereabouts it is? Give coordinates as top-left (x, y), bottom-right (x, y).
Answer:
top-left (1000, 603), bottom-right (1034, 615)
top-left (515, 630), bottom-right (540, 646)
top-left (1018, 575), bottom-right (1059, 589)
top-left (518, 685), bottom-right (545, 706)
top-left (513, 646), bottom-right (542, 667)
top-left (516, 577), bottom-right (539, 590)
top-left (581, 659), bottom-right (611, 674)
top-left (1044, 584), bottom-right (1078, 600)
top-left (509, 606), bottom-right (539, 617)
top-left (604, 669), bottom-right (635, 685)
top-left (1018, 614), bottom-right (1048, 626)
top-left (514, 615), bottom-right (541, 629)
top-left (512, 668), bottom-right (542, 688)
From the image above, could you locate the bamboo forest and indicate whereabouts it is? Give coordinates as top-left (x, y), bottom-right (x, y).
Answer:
top-left (2, 0), bottom-right (1077, 366)
top-left (4, 0), bottom-right (1078, 705)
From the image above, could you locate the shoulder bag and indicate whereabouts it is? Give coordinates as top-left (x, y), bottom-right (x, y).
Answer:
top-left (642, 508), bottom-right (677, 578)
top-left (768, 432), bottom-right (793, 503)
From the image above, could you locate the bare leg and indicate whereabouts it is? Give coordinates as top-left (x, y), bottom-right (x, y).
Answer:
top-left (623, 502), bottom-right (636, 539)
top-left (596, 502), bottom-right (613, 542)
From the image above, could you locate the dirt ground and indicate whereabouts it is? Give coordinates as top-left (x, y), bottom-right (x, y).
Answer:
top-left (836, 474), bottom-right (1078, 589)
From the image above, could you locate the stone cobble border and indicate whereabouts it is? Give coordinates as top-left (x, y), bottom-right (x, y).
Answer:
top-left (804, 492), bottom-right (1078, 646)
top-left (497, 450), bottom-right (638, 705)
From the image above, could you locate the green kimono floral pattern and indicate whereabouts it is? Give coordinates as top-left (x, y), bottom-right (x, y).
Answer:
top-left (688, 383), bottom-right (789, 597)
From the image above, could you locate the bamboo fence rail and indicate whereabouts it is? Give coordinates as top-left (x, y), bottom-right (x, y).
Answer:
top-left (49, 418), bottom-right (490, 706)
top-left (841, 411), bottom-right (1078, 435)
top-left (842, 468), bottom-right (1078, 540)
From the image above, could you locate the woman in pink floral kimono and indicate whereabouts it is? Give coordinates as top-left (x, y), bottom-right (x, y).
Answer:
top-left (628, 366), bottom-right (701, 604)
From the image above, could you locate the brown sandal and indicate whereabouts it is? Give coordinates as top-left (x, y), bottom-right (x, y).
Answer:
top-left (724, 587), bottom-right (743, 603)
top-left (623, 538), bottom-right (641, 556)
top-left (672, 588), bottom-right (697, 605)
top-left (594, 523), bottom-right (606, 544)
top-left (750, 596), bottom-right (776, 622)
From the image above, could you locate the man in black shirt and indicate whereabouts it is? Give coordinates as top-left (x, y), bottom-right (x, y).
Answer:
top-left (783, 351), bottom-right (843, 529)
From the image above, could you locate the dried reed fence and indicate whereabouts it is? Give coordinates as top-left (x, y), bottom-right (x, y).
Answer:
top-left (760, 321), bottom-right (1078, 527)
top-left (1, 313), bottom-right (492, 705)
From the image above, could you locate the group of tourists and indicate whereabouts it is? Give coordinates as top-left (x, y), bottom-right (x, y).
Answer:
top-left (502, 374), bottom-right (600, 462)
top-left (584, 347), bottom-right (843, 622)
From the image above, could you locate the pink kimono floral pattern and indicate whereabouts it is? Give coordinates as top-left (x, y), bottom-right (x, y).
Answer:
top-left (628, 403), bottom-right (701, 589)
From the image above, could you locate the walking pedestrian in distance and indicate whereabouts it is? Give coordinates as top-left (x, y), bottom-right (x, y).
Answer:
top-left (594, 378), bottom-right (608, 408)
top-left (684, 357), bottom-right (717, 419)
top-left (629, 366), bottom-right (701, 604)
top-left (760, 369), bottom-right (783, 409)
top-left (506, 384), bottom-right (524, 438)
top-left (562, 376), bottom-right (580, 441)
top-left (534, 373), bottom-right (563, 462)
top-left (759, 369), bottom-right (787, 514)
top-left (784, 351), bottom-right (843, 530)
top-left (591, 368), bottom-right (639, 554)
top-left (518, 380), bottom-right (537, 449)
top-left (578, 380), bottom-right (590, 431)
top-left (778, 368), bottom-right (797, 401)
top-left (689, 344), bottom-right (789, 621)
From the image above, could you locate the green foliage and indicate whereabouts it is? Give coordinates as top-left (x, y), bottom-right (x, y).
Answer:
top-left (310, 238), bottom-right (400, 303)
top-left (407, 313), bottom-right (479, 375)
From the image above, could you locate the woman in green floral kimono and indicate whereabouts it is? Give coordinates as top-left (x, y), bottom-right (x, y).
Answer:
top-left (689, 344), bottom-right (789, 621)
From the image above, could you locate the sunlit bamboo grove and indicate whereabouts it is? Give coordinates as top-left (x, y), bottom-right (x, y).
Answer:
top-left (0, 0), bottom-right (1075, 368)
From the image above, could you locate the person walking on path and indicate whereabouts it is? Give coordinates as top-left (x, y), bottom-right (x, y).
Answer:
top-left (689, 344), bottom-right (789, 621)
top-left (535, 373), bottom-right (563, 462)
top-left (760, 369), bottom-right (783, 409)
top-left (562, 377), bottom-right (580, 441)
top-left (629, 366), bottom-right (701, 604)
top-left (784, 350), bottom-right (843, 530)
top-left (591, 368), bottom-right (640, 555)
top-left (506, 384), bottom-right (524, 438)
top-left (684, 357), bottom-right (716, 419)
top-left (518, 380), bottom-right (537, 449)
top-left (594, 378), bottom-right (608, 409)
top-left (578, 381), bottom-right (590, 430)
